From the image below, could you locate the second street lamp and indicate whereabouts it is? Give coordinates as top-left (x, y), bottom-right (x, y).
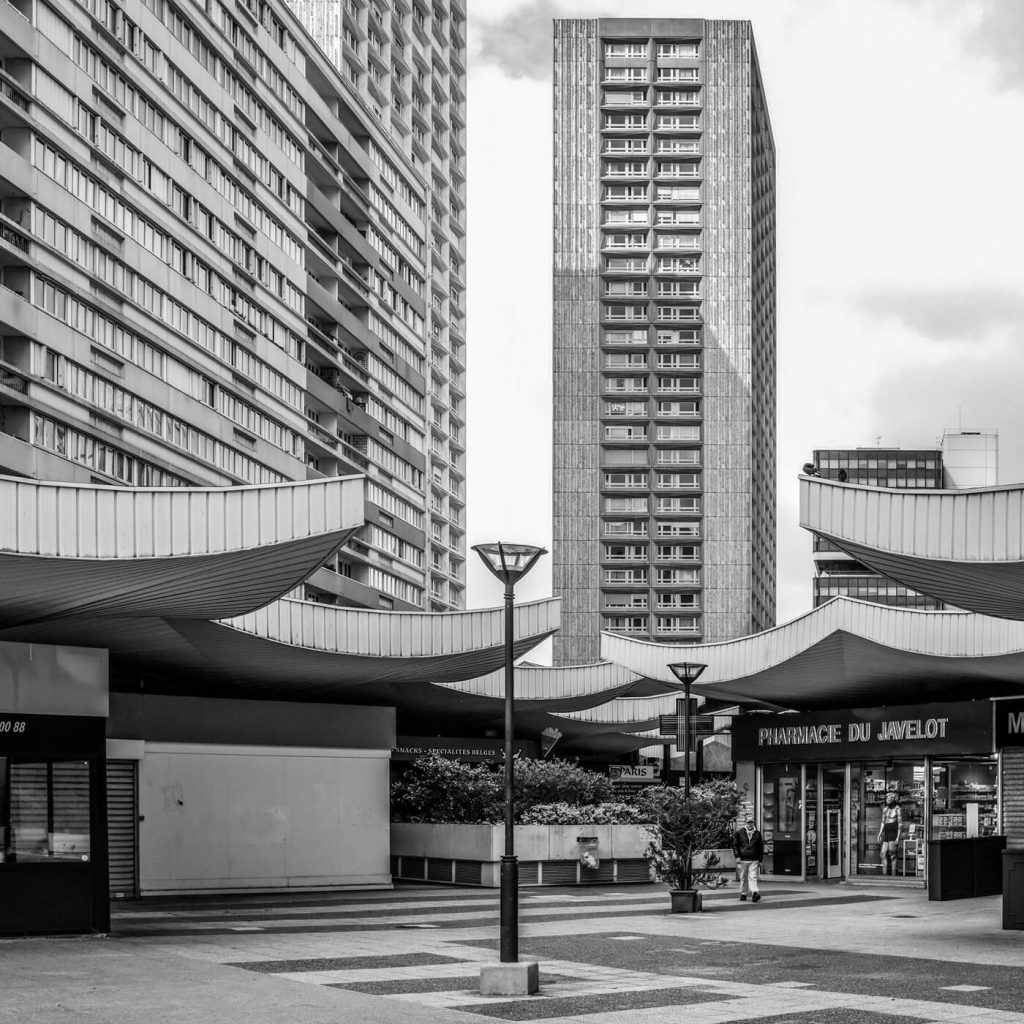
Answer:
top-left (472, 541), bottom-right (546, 989)
top-left (668, 662), bottom-right (707, 798)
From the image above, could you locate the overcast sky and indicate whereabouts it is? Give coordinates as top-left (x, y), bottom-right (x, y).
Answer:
top-left (461, 0), bottom-right (1024, 647)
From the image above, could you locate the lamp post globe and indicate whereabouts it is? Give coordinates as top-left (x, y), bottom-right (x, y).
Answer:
top-left (471, 542), bottom-right (546, 965)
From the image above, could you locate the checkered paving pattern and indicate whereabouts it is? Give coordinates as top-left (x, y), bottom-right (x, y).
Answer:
top-left (115, 886), bottom-right (1024, 1023)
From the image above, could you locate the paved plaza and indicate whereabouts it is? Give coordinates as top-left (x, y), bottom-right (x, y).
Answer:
top-left (4, 881), bottom-right (1024, 1023)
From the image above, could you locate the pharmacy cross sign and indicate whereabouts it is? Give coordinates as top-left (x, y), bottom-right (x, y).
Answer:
top-left (658, 698), bottom-right (714, 752)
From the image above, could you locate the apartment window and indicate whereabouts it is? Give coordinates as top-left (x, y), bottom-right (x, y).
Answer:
top-left (603, 138), bottom-right (648, 154)
top-left (657, 139), bottom-right (700, 155)
top-left (604, 114), bottom-right (647, 130)
top-left (657, 544), bottom-right (700, 560)
top-left (605, 184), bottom-right (648, 201)
top-left (657, 256), bottom-right (700, 273)
top-left (605, 567), bottom-right (648, 584)
top-left (657, 68), bottom-right (699, 82)
top-left (657, 376), bottom-right (699, 393)
top-left (656, 615), bottom-right (700, 634)
top-left (657, 328), bottom-right (701, 345)
top-left (603, 328), bottom-right (648, 344)
top-left (604, 304), bottom-right (648, 321)
top-left (658, 160), bottom-right (700, 178)
top-left (657, 521), bottom-right (701, 537)
top-left (658, 353), bottom-right (701, 368)
top-left (658, 284), bottom-right (701, 302)
top-left (657, 496), bottom-right (701, 513)
top-left (656, 90), bottom-right (701, 107)
top-left (605, 425), bottom-right (647, 441)
top-left (604, 400), bottom-right (647, 416)
top-left (605, 616), bottom-right (648, 633)
top-left (657, 449), bottom-right (700, 465)
top-left (602, 89), bottom-right (648, 106)
top-left (603, 448), bottom-right (650, 466)
top-left (605, 260), bottom-right (649, 276)
top-left (604, 472), bottom-right (648, 488)
top-left (605, 544), bottom-right (647, 559)
top-left (605, 281), bottom-right (647, 297)
top-left (657, 400), bottom-right (700, 416)
top-left (604, 67), bottom-right (648, 83)
top-left (657, 425), bottom-right (701, 441)
top-left (657, 209), bottom-right (701, 227)
top-left (656, 305), bottom-right (701, 322)
top-left (657, 472), bottom-right (700, 488)
top-left (656, 114), bottom-right (701, 130)
top-left (603, 161), bottom-right (647, 178)
top-left (656, 41), bottom-right (699, 58)
top-left (604, 520), bottom-right (648, 537)
top-left (657, 567), bottom-right (701, 585)
top-left (604, 208), bottom-right (649, 225)
top-left (655, 232), bottom-right (700, 250)
top-left (604, 374), bottom-right (647, 391)
top-left (603, 232), bottom-right (648, 250)
top-left (604, 593), bottom-right (649, 609)
top-left (604, 42), bottom-right (649, 58)
top-left (657, 592), bottom-right (699, 608)
top-left (605, 353), bottom-right (648, 368)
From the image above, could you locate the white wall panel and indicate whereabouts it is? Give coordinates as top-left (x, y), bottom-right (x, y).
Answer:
top-left (138, 745), bottom-right (390, 893)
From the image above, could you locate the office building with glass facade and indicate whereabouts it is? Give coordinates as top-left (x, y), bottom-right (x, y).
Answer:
top-left (810, 431), bottom-right (998, 609)
top-left (552, 18), bottom-right (777, 665)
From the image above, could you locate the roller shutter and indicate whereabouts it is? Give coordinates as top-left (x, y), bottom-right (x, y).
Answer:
top-left (106, 760), bottom-right (138, 899)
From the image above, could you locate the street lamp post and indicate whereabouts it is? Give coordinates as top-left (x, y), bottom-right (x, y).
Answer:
top-left (668, 662), bottom-right (707, 798)
top-left (472, 542), bottom-right (546, 974)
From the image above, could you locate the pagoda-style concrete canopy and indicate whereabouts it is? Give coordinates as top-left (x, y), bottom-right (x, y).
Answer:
top-left (600, 596), bottom-right (1024, 711)
top-left (0, 473), bottom-right (561, 705)
top-left (0, 474), bottom-right (366, 625)
top-left (800, 474), bottom-right (1024, 620)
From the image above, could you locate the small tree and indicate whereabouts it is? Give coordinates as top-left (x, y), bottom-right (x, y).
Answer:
top-left (639, 779), bottom-right (741, 891)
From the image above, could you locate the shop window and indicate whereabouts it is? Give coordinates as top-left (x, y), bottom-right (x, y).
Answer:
top-left (1, 759), bottom-right (91, 864)
top-left (931, 759), bottom-right (997, 838)
top-left (850, 762), bottom-right (925, 879)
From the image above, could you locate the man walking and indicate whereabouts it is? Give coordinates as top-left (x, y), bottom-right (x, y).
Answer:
top-left (733, 815), bottom-right (765, 903)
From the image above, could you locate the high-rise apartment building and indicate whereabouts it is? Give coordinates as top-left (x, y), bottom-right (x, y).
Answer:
top-left (552, 18), bottom-right (777, 665)
top-left (0, 0), bottom-right (466, 612)
top-left (809, 430), bottom-right (998, 608)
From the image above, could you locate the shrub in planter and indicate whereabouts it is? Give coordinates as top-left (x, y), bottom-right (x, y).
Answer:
top-left (639, 779), bottom-right (741, 892)
top-left (390, 753), bottom-right (620, 823)
top-left (390, 754), bottom-right (502, 823)
top-left (519, 801), bottom-right (649, 825)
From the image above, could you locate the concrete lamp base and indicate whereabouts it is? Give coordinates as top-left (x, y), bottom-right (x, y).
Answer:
top-left (480, 962), bottom-right (540, 996)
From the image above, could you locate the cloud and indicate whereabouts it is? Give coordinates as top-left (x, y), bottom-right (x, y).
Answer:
top-left (473, 1), bottom-right (563, 80)
top-left (962, 0), bottom-right (1024, 89)
top-left (854, 287), bottom-right (1024, 343)
top-left (901, 0), bottom-right (1024, 89)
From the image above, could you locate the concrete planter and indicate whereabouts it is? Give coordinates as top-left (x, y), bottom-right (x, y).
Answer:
top-left (390, 822), bottom-right (653, 887)
top-left (669, 889), bottom-right (703, 913)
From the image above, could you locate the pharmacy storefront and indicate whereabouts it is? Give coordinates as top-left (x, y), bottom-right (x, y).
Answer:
top-left (732, 700), bottom-right (998, 884)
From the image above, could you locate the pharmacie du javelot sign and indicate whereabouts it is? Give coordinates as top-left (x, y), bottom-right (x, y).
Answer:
top-left (732, 700), bottom-right (993, 762)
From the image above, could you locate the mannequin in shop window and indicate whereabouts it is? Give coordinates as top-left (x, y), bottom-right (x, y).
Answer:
top-left (877, 792), bottom-right (902, 875)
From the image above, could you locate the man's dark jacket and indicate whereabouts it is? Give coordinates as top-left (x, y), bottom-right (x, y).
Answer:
top-left (733, 826), bottom-right (764, 861)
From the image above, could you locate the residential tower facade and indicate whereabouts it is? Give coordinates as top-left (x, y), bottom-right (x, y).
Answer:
top-left (552, 18), bottom-right (777, 664)
top-left (0, 0), bottom-right (466, 612)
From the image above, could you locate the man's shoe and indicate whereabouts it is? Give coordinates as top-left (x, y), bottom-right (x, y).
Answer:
top-left (752, 892), bottom-right (761, 903)
top-left (739, 895), bottom-right (747, 901)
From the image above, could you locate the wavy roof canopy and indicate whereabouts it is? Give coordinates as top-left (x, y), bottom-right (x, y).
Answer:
top-left (0, 475), bottom-right (366, 624)
top-left (800, 474), bottom-right (1024, 619)
top-left (600, 596), bottom-right (1024, 710)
